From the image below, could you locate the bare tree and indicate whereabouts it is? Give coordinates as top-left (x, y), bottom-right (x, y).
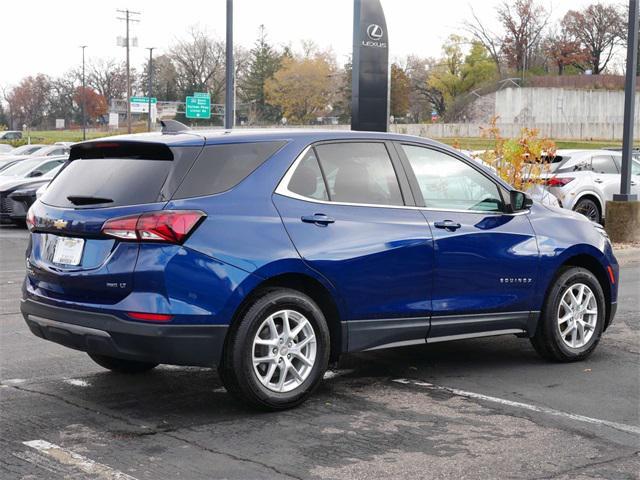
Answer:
top-left (87, 58), bottom-right (128, 105)
top-left (464, 7), bottom-right (504, 77)
top-left (170, 28), bottom-right (226, 102)
top-left (562, 3), bottom-right (626, 74)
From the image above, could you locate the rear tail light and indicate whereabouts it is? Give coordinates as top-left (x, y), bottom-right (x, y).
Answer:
top-left (102, 210), bottom-right (205, 244)
top-left (546, 177), bottom-right (574, 187)
top-left (26, 208), bottom-right (36, 231)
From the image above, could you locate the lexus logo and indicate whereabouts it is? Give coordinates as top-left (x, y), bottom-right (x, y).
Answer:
top-left (366, 24), bottom-right (384, 41)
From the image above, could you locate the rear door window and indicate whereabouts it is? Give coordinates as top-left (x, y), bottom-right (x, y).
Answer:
top-left (591, 155), bottom-right (618, 174)
top-left (173, 141), bottom-right (286, 199)
top-left (314, 142), bottom-right (404, 206)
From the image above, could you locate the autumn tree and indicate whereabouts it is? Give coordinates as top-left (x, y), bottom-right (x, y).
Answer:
top-left (390, 63), bottom-right (410, 119)
top-left (265, 53), bottom-right (333, 124)
top-left (73, 87), bottom-right (108, 122)
top-left (428, 37), bottom-right (497, 116)
top-left (562, 3), bottom-right (626, 74)
top-left (544, 31), bottom-right (589, 75)
top-left (498, 0), bottom-right (550, 73)
top-left (6, 75), bottom-right (51, 128)
top-left (48, 75), bottom-right (77, 125)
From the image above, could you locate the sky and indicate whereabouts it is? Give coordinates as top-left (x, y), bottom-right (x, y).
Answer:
top-left (1, 0), bottom-right (606, 87)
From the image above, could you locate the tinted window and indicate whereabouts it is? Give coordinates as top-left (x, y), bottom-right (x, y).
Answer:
top-left (288, 149), bottom-right (328, 201)
top-left (591, 155), bottom-right (618, 174)
top-left (173, 141), bottom-right (285, 199)
top-left (402, 145), bottom-right (503, 212)
top-left (314, 142), bottom-right (403, 206)
top-left (42, 158), bottom-right (173, 208)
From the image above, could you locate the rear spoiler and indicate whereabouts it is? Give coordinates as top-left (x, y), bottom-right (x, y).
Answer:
top-left (69, 141), bottom-right (174, 161)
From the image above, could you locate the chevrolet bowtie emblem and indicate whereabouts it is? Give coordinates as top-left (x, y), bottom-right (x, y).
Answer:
top-left (53, 219), bottom-right (68, 229)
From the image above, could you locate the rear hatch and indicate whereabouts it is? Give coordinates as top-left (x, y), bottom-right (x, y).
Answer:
top-left (26, 138), bottom-right (204, 304)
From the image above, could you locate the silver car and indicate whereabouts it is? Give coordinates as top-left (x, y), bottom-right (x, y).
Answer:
top-left (542, 149), bottom-right (640, 224)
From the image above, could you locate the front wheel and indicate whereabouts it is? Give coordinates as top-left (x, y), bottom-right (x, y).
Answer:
top-left (531, 267), bottom-right (605, 362)
top-left (219, 288), bottom-right (330, 410)
top-left (573, 198), bottom-right (602, 224)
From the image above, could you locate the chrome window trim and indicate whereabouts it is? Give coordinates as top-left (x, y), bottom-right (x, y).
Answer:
top-left (274, 143), bottom-right (530, 217)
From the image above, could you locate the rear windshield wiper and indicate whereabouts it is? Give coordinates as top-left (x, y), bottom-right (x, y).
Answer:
top-left (66, 195), bottom-right (114, 206)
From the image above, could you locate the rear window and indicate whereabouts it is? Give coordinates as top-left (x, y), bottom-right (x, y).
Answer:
top-left (41, 158), bottom-right (173, 208)
top-left (172, 141), bottom-right (285, 199)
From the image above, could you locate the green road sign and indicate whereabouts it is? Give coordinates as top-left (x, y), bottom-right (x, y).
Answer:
top-left (186, 94), bottom-right (211, 119)
top-left (194, 92), bottom-right (209, 98)
top-left (130, 96), bottom-right (157, 104)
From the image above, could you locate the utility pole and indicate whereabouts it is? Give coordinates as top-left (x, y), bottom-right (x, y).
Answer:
top-left (224, 0), bottom-right (234, 129)
top-left (615, 0), bottom-right (639, 202)
top-left (146, 47), bottom-right (155, 132)
top-left (80, 45), bottom-right (87, 141)
top-left (117, 9), bottom-right (140, 134)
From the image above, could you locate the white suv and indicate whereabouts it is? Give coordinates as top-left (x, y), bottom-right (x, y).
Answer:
top-left (542, 149), bottom-right (640, 224)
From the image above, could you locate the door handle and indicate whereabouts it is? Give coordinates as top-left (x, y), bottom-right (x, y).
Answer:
top-left (594, 178), bottom-right (604, 183)
top-left (434, 220), bottom-right (461, 231)
top-left (301, 214), bottom-right (335, 226)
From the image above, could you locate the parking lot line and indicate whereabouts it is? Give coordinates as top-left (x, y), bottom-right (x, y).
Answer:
top-left (392, 378), bottom-right (640, 436)
top-left (23, 440), bottom-right (138, 480)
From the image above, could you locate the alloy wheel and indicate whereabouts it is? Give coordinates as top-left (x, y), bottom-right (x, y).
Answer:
top-left (575, 201), bottom-right (599, 222)
top-left (252, 309), bottom-right (317, 393)
top-left (557, 283), bottom-right (598, 349)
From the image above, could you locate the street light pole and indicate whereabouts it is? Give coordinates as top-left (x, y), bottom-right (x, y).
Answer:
top-left (615, 0), bottom-right (639, 202)
top-left (224, 0), bottom-right (234, 129)
top-left (146, 47), bottom-right (155, 132)
top-left (80, 45), bottom-right (87, 141)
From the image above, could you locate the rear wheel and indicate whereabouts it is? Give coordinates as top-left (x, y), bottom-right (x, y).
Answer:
top-left (573, 198), bottom-right (601, 224)
top-left (531, 267), bottom-right (605, 362)
top-left (219, 288), bottom-right (330, 410)
top-left (88, 353), bottom-right (158, 373)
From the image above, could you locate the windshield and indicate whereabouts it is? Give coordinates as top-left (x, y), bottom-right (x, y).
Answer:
top-left (0, 157), bottom-right (44, 177)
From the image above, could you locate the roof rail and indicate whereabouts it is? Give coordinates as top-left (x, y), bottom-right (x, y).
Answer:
top-left (160, 120), bottom-right (191, 134)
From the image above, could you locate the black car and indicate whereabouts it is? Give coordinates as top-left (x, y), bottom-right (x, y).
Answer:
top-left (0, 173), bottom-right (58, 225)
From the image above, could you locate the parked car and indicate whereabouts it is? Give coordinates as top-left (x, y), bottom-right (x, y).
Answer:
top-left (0, 130), bottom-right (22, 141)
top-left (541, 149), bottom-right (639, 224)
top-left (0, 143), bottom-right (46, 157)
top-left (22, 130), bottom-right (618, 410)
top-left (0, 155), bottom-right (66, 187)
top-left (0, 165), bottom-right (62, 224)
top-left (0, 144), bottom-right (69, 171)
top-left (0, 144), bottom-right (14, 155)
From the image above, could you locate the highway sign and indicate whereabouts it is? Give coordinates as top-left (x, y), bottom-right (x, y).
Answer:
top-left (186, 94), bottom-right (211, 119)
top-left (130, 96), bottom-right (157, 113)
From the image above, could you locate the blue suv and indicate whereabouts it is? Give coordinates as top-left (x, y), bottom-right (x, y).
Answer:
top-left (22, 129), bottom-right (618, 410)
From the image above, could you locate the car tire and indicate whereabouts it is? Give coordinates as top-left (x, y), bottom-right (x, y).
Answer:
top-left (530, 267), bottom-right (605, 362)
top-left (573, 198), bottom-right (602, 224)
top-left (88, 353), bottom-right (159, 373)
top-left (219, 288), bottom-right (330, 411)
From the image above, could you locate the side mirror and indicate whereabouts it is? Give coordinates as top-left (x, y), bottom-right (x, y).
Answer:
top-left (29, 170), bottom-right (43, 178)
top-left (508, 190), bottom-right (533, 213)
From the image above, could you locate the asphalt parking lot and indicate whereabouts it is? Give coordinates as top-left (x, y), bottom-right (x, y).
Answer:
top-left (1, 225), bottom-right (638, 480)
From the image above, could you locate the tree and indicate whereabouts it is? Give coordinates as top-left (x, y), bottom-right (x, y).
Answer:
top-left (140, 54), bottom-right (179, 101)
top-left (87, 58), bottom-right (129, 105)
top-left (498, 0), bottom-right (550, 73)
top-left (240, 25), bottom-right (283, 123)
top-left (170, 28), bottom-right (225, 102)
top-left (427, 37), bottom-right (497, 116)
top-left (562, 3), bottom-right (626, 74)
top-left (6, 75), bottom-right (51, 128)
top-left (48, 75), bottom-right (77, 125)
top-left (401, 55), bottom-right (435, 123)
top-left (544, 31), bottom-right (589, 75)
top-left (265, 54), bottom-right (333, 124)
top-left (390, 63), bottom-right (410, 118)
top-left (465, 7), bottom-right (504, 77)
top-left (0, 101), bottom-right (8, 129)
top-left (73, 87), bottom-right (108, 122)
top-left (331, 60), bottom-right (352, 123)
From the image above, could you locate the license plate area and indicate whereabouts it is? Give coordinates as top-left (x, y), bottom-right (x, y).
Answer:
top-left (52, 237), bottom-right (85, 266)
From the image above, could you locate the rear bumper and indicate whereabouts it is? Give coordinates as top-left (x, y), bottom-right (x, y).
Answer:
top-left (21, 298), bottom-right (228, 367)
